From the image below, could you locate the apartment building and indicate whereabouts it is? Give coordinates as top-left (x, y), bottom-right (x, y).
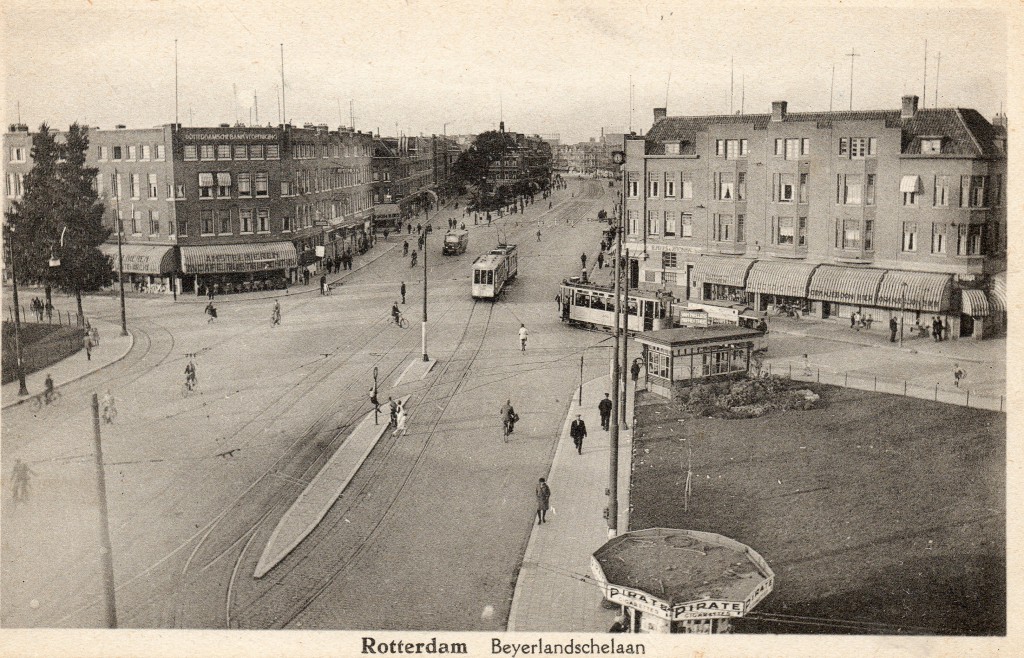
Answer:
top-left (372, 134), bottom-right (456, 228)
top-left (620, 96), bottom-right (1007, 339)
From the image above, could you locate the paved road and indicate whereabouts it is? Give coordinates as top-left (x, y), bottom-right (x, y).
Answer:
top-left (1, 177), bottom-right (618, 629)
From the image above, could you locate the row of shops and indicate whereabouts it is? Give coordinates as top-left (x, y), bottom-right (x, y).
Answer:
top-left (687, 257), bottom-right (1006, 340)
top-left (98, 221), bottom-right (375, 296)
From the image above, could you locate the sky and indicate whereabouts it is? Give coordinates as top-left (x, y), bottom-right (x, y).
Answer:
top-left (1, 0), bottom-right (1010, 144)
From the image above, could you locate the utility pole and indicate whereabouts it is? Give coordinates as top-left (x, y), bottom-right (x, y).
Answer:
top-left (846, 48), bottom-right (860, 110)
top-left (114, 169), bottom-right (127, 335)
top-left (619, 245), bottom-right (629, 428)
top-left (91, 393), bottom-right (118, 628)
top-left (608, 149), bottom-right (627, 538)
top-left (6, 224), bottom-right (29, 395)
top-left (422, 189), bottom-right (437, 362)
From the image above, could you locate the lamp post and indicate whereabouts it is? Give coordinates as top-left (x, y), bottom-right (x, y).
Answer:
top-left (5, 222), bottom-right (30, 395)
top-left (607, 150), bottom-right (627, 538)
top-left (113, 170), bottom-right (127, 335)
top-left (421, 189), bottom-right (437, 362)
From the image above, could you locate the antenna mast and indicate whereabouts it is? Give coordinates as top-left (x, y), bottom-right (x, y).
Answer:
top-left (922, 39), bottom-right (928, 108)
top-left (934, 53), bottom-right (941, 107)
top-left (829, 64), bottom-right (835, 112)
top-left (730, 57), bottom-right (734, 114)
top-left (254, 91), bottom-right (258, 124)
top-left (280, 44), bottom-right (286, 126)
top-left (174, 39), bottom-right (179, 124)
top-left (665, 72), bottom-right (671, 109)
top-left (846, 48), bottom-right (860, 110)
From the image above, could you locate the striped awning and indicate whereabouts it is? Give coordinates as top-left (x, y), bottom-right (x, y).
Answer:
top-left (808, 265), bottom-right (885, 306)
top-left (990, 272), bottom-right (1006, 314)
top-left (745, 261), bottom-right (820, 298)
top-left (876, 270), bottom-right (953, 312)
top-left (899, 175), bottom-right (922, 193)
top-left (99, 243), bottom-right (175, 275)
top-left (691, 257), bottom-right (755, 288)
top-left (179, 241), bottom-right (298, 274)
top-left (961, 289), bottom-right (989, 317)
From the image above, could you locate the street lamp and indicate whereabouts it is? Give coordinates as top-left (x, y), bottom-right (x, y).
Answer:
top-left (112, 170), bottom-right (128, 335)
top-left (421, 189), bottom-right (438, 362)
top-left (4, 222), bottom-right (30, 395)
top-left (607, 149), bottom-right (627, 538)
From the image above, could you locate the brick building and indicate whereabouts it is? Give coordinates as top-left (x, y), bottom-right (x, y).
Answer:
top-left (372, 134), bottom-right (457, 229)
top-left (620, 96), bottom-right (1007, 339)
top-left (486, 122), bottom-right (553, 190)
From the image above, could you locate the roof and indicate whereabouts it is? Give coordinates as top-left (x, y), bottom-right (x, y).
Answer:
top-left (647, 107), bottom-right (1002, 158)
top-left (635, 326), bottom-right (763, 347)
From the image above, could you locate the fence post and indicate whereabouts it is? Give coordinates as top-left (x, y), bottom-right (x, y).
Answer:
top-left (844, 372), bottom-right (848, 386)
top-left (934, 383), bottom-right (938, 401)
top-left (789, 363), bottom-right (792, 378)
top-left (1000, 396), bottom-right (1004, 412)
top-left (903, 381), bottom-right (907, 396)
top-left (874, 375), bottom-right (877, 391)
top-left (965, 390), bottom-right (970, 407)
top-left (817, 369), bottom-right (820, 383)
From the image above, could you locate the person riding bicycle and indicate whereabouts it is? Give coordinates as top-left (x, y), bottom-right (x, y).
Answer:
top-left (500, 399), bottom-right (518, 436)
top-left (43, 373), bottom-right (55, 405)
top-left (410, 250), bottom-right (417, 267)
top-left (185, 360), bottom-right (197, 391)
top-left (392, 302), bottom-right (401, 326)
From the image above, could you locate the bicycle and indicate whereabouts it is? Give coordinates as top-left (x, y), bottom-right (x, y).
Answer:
top-left (182, 377), bottom-right (199, 398)
top-left (30, 389), bottom-right (62, 411)
top-left (502, 413), bottom-right (519, 443)
top-left (395, 312), bottom-right (409, 329)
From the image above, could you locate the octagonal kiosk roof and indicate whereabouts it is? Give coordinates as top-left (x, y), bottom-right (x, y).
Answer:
top-left (591, 528), bottom-right (773, 631)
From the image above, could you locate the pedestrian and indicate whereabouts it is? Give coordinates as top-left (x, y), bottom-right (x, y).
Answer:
top-left (10, 458), bottom-right (35, 502)
top-left (403, 240), bottom-right (409, 256)
top-left (581, 253), bottom-right (587, 270)
top-left (932, 316), bottom-right (942, 342)
top-left (597, 252), bottom-right (604, 269)
top-left (554, 293), bottom-right (561, 310)
top-left (608, 616), bottom-right (628, 633)
top-left (208, 284), bottom-right (216, 300)
top-left (536, 229), bottom-right (542, 242)
top-left (954, 363), bottom-right (965, 388)
top-left (630, 359), bottom-right (642, 383)
top-left (535, 477), bottom-right (551, 524)
top-left (407, 223), bottom-right (412, 235)
top-left (889, 316), bottom-right (898, 343)
top-left (570, 413), bottom-right (587, 455)
top-left (320, 275), bottom-right (328, 296)
top-left (101, 390), bottom-right (117, 424)
top-left (84, 333), bottom-right (92, 360)
top-left (272, 299), bottom-right (282, 326)
top-left (519, 323), bottom-right (528, 352)
top-left (401, 281), bottom-right (407, 304)
top-left (598, 392), bottom-right (613, 431)
top-left (417, 223), bottom-right (422, 234)
top-left (303, 269), bottom-right (311, 286)
top-left (389, 396), bottom-right (398, 427)
top-left (850, 310), bottom-right (859, 329)
top-left (549, 201), bottom-right (552, 209)
top-left (460, 222), bottom-right (465, 230)
top-left (395, 401), bottom-right (408, 433)
top-left (943, 318), bottom-right (951, 342)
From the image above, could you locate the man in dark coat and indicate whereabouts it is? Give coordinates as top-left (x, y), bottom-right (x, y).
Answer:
top-left (889, 317), bottom-right (898, 343)
top-left (570, 414), bottom-right (587, 455)
top-left (598, 393), bottom-right (613, 431)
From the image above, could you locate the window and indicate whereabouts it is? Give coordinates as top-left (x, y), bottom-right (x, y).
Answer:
top-left (255, 172), bottom-right (269, 197)
top-left (785, 138), bottom-right (800, 160)
top-left (647, 211), bottom-right (659, 235)
top-left (200, 209), bottom-right (214, 235)
top-left (148, 173), bottom-right (158, 199)
top-left (736, 214), bottom-right (745, 242)
top-left (110, 173), bottom-right (121, 198)
top-left (776, 173), bottom-right (795, 202)
top-left (240, 209), bottom-right (253, 233)
top-left (249, 144), bottom-right (264, 160)
top-left (839, 137), bottom-right (876, 158)
top-left (716, 140), bottom-right (726, 157)
top-left (662, 252), bottom-right (678, 268)
top-left (127, 145), bottom-right (137, 160)
top-left (10, 146), bottom-right (27, 162)
top-left (628, 178), bottom-right (639, 198)
top-left (282, 215), bottom-right (292, 232)
top-left (864, 220), bottom-right (873, 250)
top-left (665, 180), bottom-right (676, 198)
top-left (149, 210), bottom-right (160, 235)
top-left (931, 224), bottom-right (946, 253)
top-left (200, 144), bottom-right (215, 160)
top-left (141, 144), bottom-right (151, 160)
top-left (257, 208), bottom-right (270, 233)
top-left (801, 138), bottom-right (810, 155)
top-left (680, 213), bottom-right (693, 237)
top-left (648, 177), bottom-right (659, 198)
top-left (776, 217), bottom-right (795, 244)
top-left (902, 222), bottom-right (918, 251)
top-left (799, 173), bottom-right (808, 203)
top-left (280, 180), bottom-right (292, 196)
top-left (217, 144), bottom-right (231, 160)
top-left (156, 144), bottom-right (165, 160)
top-left (98, 146), bottom-right (107, 161)
top-left (774, 138), bottom-right (784, 156)
top-left (198, 172), bottom-right (214, 198)
top-left (665, 142), bottom-right (680, 155)
top-left (798, 217), bottom-right (807, 246)
top-left (993, 174), bottom-right (1003, 207)
top-left (664, 212), bottom-right (676, 236)
top-left (217, 172), bottom-right (232, 197)
top-left (175, 183), bottom-right (185, 198)
top-left (971, 176), bottom-right (988, 207)
top-left (183, 145), bottom-right (197, 161)
top-left (95, 173), bottom-right (104, 196)
top-left (841, 219), bottom-right (861, 249)
top-left (234, 144), bottom-right (248, 160)
top-left (680, 179), bottom-right (693, 199)
top-left (112, 146), bottom-right (123, 160)
top-left (718, 172), bottom-right (734, 200)
top-left (238, 172), bottom-right (252, 197)
top-left (838, 174), bottom-right (863, 204)
top-left (957, 224), bottom-right (984, 256)
top-left (628, 210), bottom-right (639, 235)
top-left (129, 173), bottom-right (140, 199)
top-left (218, 209), bottom-right (231, 234)
top-left (737, 172), bottom-right (746, 201)
top-left (713, 214), bottom-right (733, 241)
top-left (6, 173), bottom-right (23, 198)
top-left (132, 209), bottom-right (143, 234)
top-left (718, 138), bottom-right (746, 159)
top-left (114, 209), bottom-right (123, 233)
top-left (921, 138), bottom-right (942, 153)
top-left (266, 144), bottom-right (280, 159)
top-left (866, 174), bottom-right (876, 206)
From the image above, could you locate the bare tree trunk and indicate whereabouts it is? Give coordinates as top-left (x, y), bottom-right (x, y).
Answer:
top-left (44, 284), bottom-right (52, 308)
top-left (76, 288), bottom-right (84, 326)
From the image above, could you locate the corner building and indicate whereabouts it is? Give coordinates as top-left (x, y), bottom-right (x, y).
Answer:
top-left (622, 96), bottom-right (1007, 339)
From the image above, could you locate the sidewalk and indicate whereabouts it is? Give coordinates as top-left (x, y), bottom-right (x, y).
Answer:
top-left (1, 314), bottom-right (133, 409)
top-left (507, 374), bottom-right (634, 632)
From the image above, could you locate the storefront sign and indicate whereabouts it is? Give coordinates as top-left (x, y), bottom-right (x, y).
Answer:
top-left (179, 130), bottom-right (279, 142)
top-left (188, 250), bottom-right (296, 274)
top-left (672, 600), bottom-right (744, 620)
top-left (604, 585), bottom-right (673, 618)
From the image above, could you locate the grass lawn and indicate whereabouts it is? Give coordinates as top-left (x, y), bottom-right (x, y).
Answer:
top-left (628, 385), bottom-right (1005, 635)
top-left (1, 321), bottom-right (84, 384)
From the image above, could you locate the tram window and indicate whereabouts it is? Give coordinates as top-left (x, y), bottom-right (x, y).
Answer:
top-left (474, 270), bottom-right (480, 284)
top-left (606, 297), bottom-right (615, 313)
top-left (487, 270), bottom-right (494, 285)
top-left (627, 300), bottom-right (638, 315)
top-left (592, 295), bottom-right (606, 310)
top-left (575, 292), bottom-right (589, 307)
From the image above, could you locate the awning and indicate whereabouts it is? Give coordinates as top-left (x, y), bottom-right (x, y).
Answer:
top-left (899, 175), bottom-right (922, 193)
top-left (198, 173), bottom-right (214, 186)
top-left (808, 265), bottom-right (885, 306)
top-left (961, 289), bottom-right (989, 317)
top-left (691, 257), bottom-right (755, 288)
top-left (217, 172), bottom-right (232, 186)
top-left (179, 241), bottom-right (298, 274)
top-left (745, 261), bottom-right (820, 298)
top-left (876, 270), bottom-right (953, 312)
top-left (990, 272), bottom-right (1006, 314)
top-left (99, 243), bottom-right (175, 275)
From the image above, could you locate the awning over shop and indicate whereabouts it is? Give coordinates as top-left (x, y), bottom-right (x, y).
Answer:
top-left (691, 257), bottom-right (755, 288)
top-left (990, 272), bottom-right (1007, 314)
top-left (375, 203), bottom-right (401, 218)
top-left (899, 175), bottom-right (922, 193)
top-left (745, 261), bottom-right (820, 298)
top-left (876, 270), bottom-right (953, 312)
top-left (961, 289), bottom-right (989, 317)
top-left (179, 241), bottom-right (298, 274)
top-left (808, 265), bottom-right (885, 306)
top-left (217, 172), bottom-right (231, 186)
top-left (99, 243), bottom-right (175, 275)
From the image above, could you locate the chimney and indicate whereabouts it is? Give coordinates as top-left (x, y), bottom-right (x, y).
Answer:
top-left (901, 95), bottom-right (919, 119)
top-left (653, 107), bottom-right (667, 123)
top-left (115, 124), bottom-right (127, 129)
top-left (771, 101), bottom-right (787, 122)
top-left (499, 121), bottom-right (505, 133)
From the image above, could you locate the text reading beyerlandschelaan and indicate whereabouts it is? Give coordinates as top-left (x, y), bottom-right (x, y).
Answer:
top-left (360, 637), bottom-right (646, 655)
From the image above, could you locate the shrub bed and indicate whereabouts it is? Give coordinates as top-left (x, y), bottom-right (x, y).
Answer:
top-left (1, 321), bottom-right (84, 384)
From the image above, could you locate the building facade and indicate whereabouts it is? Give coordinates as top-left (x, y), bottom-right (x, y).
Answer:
top-left (486, 122), bottom-right (553, 190)
top-left (620, 97), bottom-right (1007, 339)
top-left (372, 134), bottom-right (457, 228)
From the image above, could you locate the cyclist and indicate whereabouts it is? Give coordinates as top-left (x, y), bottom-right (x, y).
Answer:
top-left (101, 390), bottom-right (117, 423)
top-left (410, 251), bottom-right (417, 267)
top-left (500, 399), bottom-right (518, 439)
top-left (43, 373), bottom-right (55, 405)
top-left (185, 360), bottom-right (198, 391)
top-left (392, 302), bottom-right (401, 326)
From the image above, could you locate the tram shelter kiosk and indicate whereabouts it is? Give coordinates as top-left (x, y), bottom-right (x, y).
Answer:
top-left (635, 327), bottom-right (764, 399)
top-left (592, 528), bottom-right (774, 634)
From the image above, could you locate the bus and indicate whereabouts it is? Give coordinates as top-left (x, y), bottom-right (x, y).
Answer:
top-left (442, 230), bottom-right (469, 255)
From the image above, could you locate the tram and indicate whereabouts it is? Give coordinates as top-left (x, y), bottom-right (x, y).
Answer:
top-left (558, 278), bottom-right (672, 333)
top-left (472, 244), bottom-right (518, 299)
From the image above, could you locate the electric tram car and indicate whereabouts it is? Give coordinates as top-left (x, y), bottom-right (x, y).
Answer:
top-left (558, 278), bottom-right (672, 333)
top-left (472, 244), bottom-right (518, 299)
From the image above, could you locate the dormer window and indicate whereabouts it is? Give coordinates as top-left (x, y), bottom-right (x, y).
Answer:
top-left (664, 142), bottom-right (680, 155)
top-left (921, 138), bottom-right (943, 154)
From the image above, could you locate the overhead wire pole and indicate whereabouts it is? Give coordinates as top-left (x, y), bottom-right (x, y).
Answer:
top-left (91, 393), bottom-right (118, 628)
top-left (608, 149), bottom-right (627, 538)
top-left (422, 189), bottom-right (437, 362)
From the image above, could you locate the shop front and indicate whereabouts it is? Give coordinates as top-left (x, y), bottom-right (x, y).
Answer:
top-left (745, 260), bottom-right (820, 316)
top-left (99, 243), bottom-right (176, 294)
top-left (180, 242), bottom-right (297, 295)
top-left (876, 269), bottom-right (954, 337)
top-left (690, 256), bottom-right (755, 304)
top-left (807, 265), bottom-right (886, 321)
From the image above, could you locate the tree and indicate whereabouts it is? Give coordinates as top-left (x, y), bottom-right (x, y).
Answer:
top-left (5, 123), bottom-right (110, 321)
top-left (452, 130), bottom-right (518, 211)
